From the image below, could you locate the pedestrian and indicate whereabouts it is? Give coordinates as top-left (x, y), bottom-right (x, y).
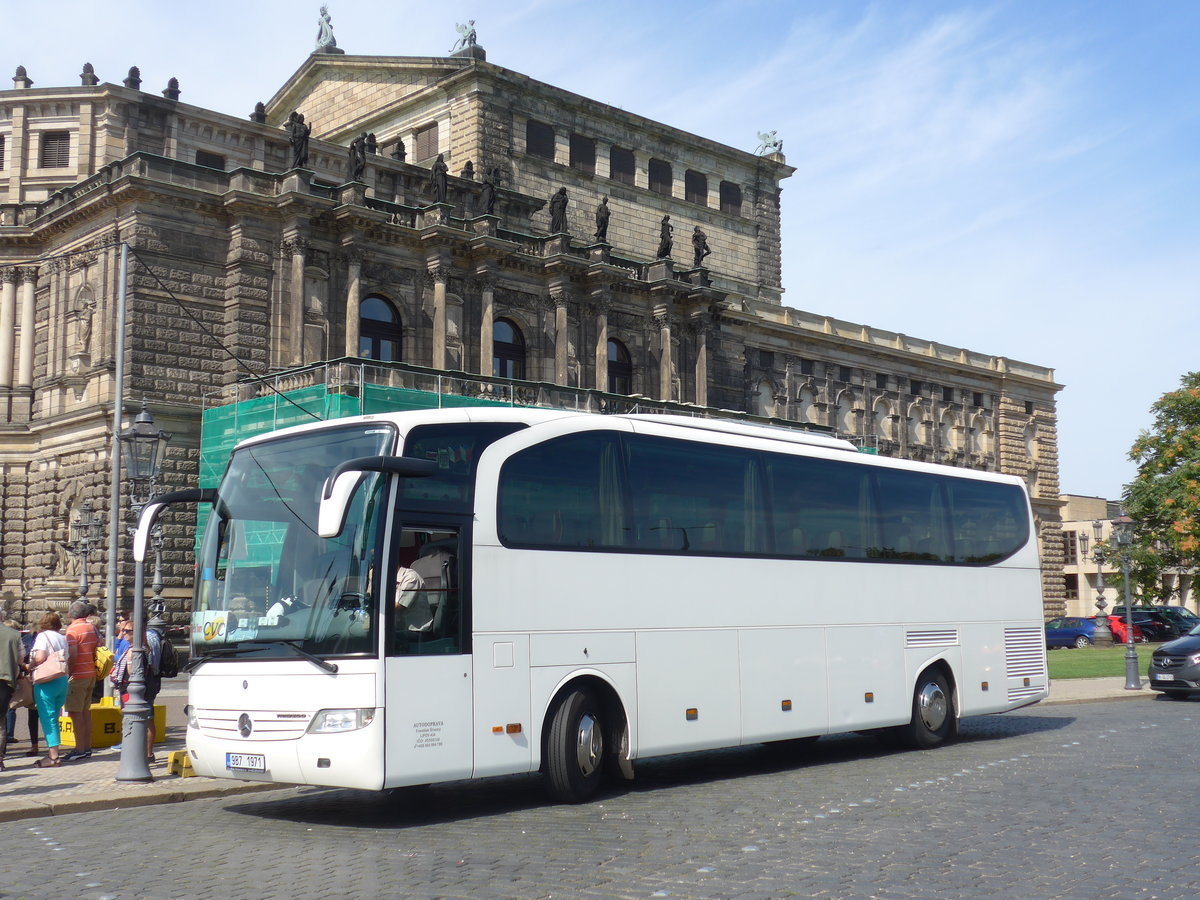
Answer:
top-left (63, 600), bottom-right (100, 760)
top-left (30, 611), bottom-right (69, 767)
top-left (0, 618), bottom-right (22, 769)
top-left (114, 611), bottom-right (131, 662)
top-left (110, 622), bottom-right (163, 763)
top-left (5, 625), bottom-right (40, 757)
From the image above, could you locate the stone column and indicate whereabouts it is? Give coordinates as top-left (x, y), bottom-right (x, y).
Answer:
top-left (692, 315), bottom-right (710, 408)
top-left (343, 251), bottom-right (362, 358)
top-left (553, 292), bottom-right (570, 386)
top-left (655, 304), bottom-right (672, 401)
top-left (428, 263), bottom-right (449, 370)
top-left (285, 236), bottom-right (307, 367)
top-left (478, 270), bottom-right (496, 377)
top-left (593, 294), bottom-right (610, 391)
top-left (17, 268), bottom-right (37, 388)
top-left (0, 268), bottom-right (17, 389)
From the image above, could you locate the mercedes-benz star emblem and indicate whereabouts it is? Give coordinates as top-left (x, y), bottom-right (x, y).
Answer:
top-left (238, 713), bottom-right (253, 738)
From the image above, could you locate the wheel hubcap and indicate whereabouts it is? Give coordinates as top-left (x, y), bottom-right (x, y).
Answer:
top-left (917, 682), bottom-right (948, 732)
top-left (576, 713), bottom-right (602, 776)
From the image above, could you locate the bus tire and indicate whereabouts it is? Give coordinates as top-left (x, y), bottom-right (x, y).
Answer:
top-left (900, 669), bottom-right (957, 750)
top-left (545, 688), bottom-right (605, 803)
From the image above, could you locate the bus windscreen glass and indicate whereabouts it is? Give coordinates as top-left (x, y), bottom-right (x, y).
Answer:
top-left (192, 424), bottom-right (396, 660)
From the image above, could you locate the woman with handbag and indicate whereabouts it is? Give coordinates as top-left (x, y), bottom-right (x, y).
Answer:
top-left (30, 611), bottom-right (70, 768)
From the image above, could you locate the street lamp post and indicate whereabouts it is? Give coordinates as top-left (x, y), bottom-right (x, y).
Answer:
top-left (1111, 515), bottom-right (1142, 691)
top-left (1087, 519), bottom-right (1113, 645)
top-left (68, 500), bottom-right (105, 602)
top-left (115, 401), bottom-right (172, 783)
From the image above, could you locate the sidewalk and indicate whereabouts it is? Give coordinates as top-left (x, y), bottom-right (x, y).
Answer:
top-left (0, 677), bottom-right (1152, 822)
top-left (0, 681), bottom-right (287, 823)
top-left (1045, 675), bottom-right (1158, 705)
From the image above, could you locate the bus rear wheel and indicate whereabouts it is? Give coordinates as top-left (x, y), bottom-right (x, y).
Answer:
top-left (896, 669), bottom-right (957, 750)
top-left (545, 688), bottom-right (605, 803)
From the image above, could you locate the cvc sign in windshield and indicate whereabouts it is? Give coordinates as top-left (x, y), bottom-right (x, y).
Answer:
top-left (193, 423), bottom-right (396, 661)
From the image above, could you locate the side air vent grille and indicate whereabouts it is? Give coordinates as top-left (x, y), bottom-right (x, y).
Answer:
top-left (1005, 628), bottom-right (1046, 678)
top-left (906, 629), bottom-right (959, 648)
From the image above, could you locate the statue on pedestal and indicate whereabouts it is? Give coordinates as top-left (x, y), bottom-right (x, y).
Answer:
top-left (348, 133), bottom-right (367, 182)
top-left (286, 111), bottom-right (311, 169)
top-left (549, 187), bottom-right (569, 234)
top-left (480, 168), bottom-right (499, 216)
top-left (428, 153), bottom-right (449, 205)
top-left (691, 226), bottom-right (711, 268)
top-left (656, 215), bottom-right (673, 259)
top-left (594, 197), bottom-right (610, 243)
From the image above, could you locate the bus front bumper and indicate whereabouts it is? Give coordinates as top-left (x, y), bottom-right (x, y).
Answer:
top-left (187, 714), bottom-right (385, 791)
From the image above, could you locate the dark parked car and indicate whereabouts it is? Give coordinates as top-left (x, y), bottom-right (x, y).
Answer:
top-left (1110, 607), bottom-right (1193, 641)
top-left (1045, 616), bottom-right (1096, 649)
top-left (1148, 625), bottom-right (1200, 698)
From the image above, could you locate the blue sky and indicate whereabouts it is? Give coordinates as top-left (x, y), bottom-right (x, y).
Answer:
top-left (4, 1), bottom-right (1197, 500)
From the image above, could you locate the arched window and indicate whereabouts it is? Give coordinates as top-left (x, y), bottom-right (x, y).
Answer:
top-left (494, 318), bottom-right (526, 380)
top-left (797, 388), bottom-right (818, 424)
top-left (358, 295), bottom-right (403, 362)
top-left (874, 399), bottom-right (893, 441)
top-left (607, 339), bottom-right (632, 394)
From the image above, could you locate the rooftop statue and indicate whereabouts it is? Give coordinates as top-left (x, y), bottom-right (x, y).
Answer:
top-left (451, 20), bottom-right (477, 53)
top-left (755, 130), bottom-right (784, 156)
top-left (316, 5), bottom-right (339, 53)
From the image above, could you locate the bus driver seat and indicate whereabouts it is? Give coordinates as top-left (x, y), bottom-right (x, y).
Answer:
top-left (407, 540), bottom-right (456, 633)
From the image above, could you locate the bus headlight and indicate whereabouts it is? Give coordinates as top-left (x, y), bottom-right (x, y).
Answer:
top-left (307, 708), bottom-right (376, 734)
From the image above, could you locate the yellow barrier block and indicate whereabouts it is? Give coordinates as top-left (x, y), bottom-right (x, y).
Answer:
top-left (59, 700), bottom-right (167, 748)
top-left (167, 750), bottom-right (195, 777)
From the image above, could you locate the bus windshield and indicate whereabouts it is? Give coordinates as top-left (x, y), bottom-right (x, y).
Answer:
top-left (192, 423), bottom-right (396, 661)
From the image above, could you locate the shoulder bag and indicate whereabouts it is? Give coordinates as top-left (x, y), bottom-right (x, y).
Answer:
top-left (32, 647), bottom-right (69, 684)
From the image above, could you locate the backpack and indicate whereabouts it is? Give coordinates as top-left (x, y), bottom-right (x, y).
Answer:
top-left (94, 643), bottom-right (115, 680)
top-left (157, 637), bottom-right (180, 679)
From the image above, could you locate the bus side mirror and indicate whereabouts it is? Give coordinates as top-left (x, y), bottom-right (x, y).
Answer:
top-left (134, 488), bottom-right (217, 562)
top-left (318, 455), bottom-right (438, 539)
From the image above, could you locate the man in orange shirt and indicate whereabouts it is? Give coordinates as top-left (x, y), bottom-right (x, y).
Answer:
top-left (63, 600), bottom-right (100, 761)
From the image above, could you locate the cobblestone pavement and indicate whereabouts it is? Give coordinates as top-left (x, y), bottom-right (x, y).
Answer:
top-left (1, 695), bottom-right (1196, 900)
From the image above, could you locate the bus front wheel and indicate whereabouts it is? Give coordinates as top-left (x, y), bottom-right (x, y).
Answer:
top-left (545, 688), bottom-right (605, 803)
top-left (897, 669), bottom-right (957, 750)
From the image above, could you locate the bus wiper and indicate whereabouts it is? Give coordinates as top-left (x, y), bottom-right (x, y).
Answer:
top-left (184, 643), bottom-right (271, 673)
top-left (243, 639), bottom-right (339, 674)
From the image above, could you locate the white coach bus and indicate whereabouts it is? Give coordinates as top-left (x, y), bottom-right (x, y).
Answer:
top-left (174, 408), bottom-right (1047, 802)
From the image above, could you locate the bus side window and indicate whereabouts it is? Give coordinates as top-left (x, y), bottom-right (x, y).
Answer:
top-left (392, 528), bottom-right (461, 656)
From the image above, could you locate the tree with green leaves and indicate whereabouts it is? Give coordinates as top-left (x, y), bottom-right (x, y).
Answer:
top-left (1123, 371), bottom-right (1200, 603)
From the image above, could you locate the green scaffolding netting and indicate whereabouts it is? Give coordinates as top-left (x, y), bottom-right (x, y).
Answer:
top-left (196, 383), bottom-right (508, 552)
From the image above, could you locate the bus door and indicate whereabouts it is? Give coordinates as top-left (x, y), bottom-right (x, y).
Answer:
top-left (383, 522), bottom-right (473, 788)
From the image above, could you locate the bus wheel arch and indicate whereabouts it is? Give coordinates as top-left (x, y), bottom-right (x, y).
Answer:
top-left (541, 675), bottom-right (631, 803)
top-left (903, 661), bottom-right (959, 749)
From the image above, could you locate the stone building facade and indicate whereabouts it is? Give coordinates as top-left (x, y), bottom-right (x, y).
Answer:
top-left (0, 40), bottom-right (1064, 623)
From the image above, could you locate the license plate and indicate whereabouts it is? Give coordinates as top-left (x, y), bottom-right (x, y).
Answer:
top-left (1153, 673), bottom-right (1174, 681)
top-left (226, 752), bottom-right (266, 772)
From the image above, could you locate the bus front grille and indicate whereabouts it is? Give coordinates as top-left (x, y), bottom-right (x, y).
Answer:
top-left (193, 709), bottom-right (312, 741)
